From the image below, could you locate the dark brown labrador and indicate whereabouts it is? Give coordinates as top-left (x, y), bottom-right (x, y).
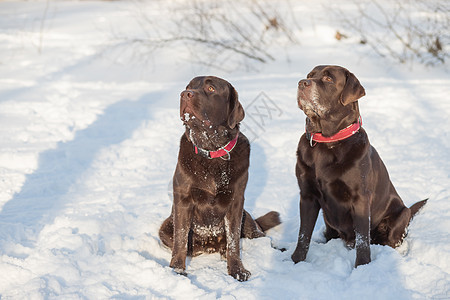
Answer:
top-left (159, 76), bottom-right (280, 281)
top-left (291, 65), bottom-right (427, 267)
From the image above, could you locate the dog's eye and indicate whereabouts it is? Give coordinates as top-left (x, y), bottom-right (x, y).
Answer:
top-left (208, 86), bottom-right (215, 92)
top-left (323, 76), bottom-right (333, 83)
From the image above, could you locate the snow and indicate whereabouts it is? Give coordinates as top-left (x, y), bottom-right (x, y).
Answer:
top-left (0, 0), bottom-right (449, 299)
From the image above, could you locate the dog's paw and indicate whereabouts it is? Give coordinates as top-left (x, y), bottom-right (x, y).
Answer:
top-left (172, 267), bottom-right (188, 277)
top-left (291, 249), bottom-right (307, 264)
top-left (170, 256), bottom-right (186, 276)
top-left (229, 265), bottom-right (251, 282)
top-left (231, 268), bottom-right (251, 282)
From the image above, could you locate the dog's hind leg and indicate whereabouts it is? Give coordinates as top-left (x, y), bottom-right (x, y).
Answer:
top-left (159, 216), bottom-right (174, 249)
top-left (386, 207), bottom-right (411, 248)
top-left (240, 210), bottom-right (265, 238)
top-left (387, 198), bottom-right (428, 248)
top-left (240, 210), bottom-right (281, 238)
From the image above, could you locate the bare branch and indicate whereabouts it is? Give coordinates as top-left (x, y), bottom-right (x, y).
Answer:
top-left (115, 0), bottom-right (300, 71)
top-left (332, 0), bottom-right (449, 66)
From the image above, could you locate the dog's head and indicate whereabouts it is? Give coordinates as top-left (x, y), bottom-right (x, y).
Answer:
top-left (180, 76), bottom-right (244, 130)
top-left (297, 65), bottom-right (365, 135)
top-left (297, 65), bottom-right (365, 118)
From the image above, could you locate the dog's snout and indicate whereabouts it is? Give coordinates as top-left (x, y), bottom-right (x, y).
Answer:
top-left (298, 79), bottom-right (311, 88)
top-left (181, 90), bottom-right (194, 99)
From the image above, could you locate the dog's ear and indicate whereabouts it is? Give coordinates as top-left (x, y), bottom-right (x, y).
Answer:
top-left (227, 84), bottom-right (245, 129)
top-left (340, 70), bottom-right (365, 106)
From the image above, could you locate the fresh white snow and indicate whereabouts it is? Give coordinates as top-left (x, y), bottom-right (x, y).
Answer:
top-left (0, 1), bottom-right (449, 299)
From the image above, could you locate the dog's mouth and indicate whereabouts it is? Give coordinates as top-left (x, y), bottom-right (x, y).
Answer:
top-left (297, 89), bottom-right (325, 118)
top-left (180, 103), bottom-right (196, 122)
top-left (297, 89), bottom-right (321, 118)
top-left (180, 101), bottom-right (214, 129)
top-left (307, 107), bottom-right (321, 118)
top-left (180, 108), bottom-right (196, 123)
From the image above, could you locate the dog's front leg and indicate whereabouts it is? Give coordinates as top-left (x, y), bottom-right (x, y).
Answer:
top-left (170, 196), bottom-right (193, 276)
top-left (292, 194), bottom-right (320, 263)
top-left (353, 200), bottom-right (371, 267)
top-left (223, 193), bottom-right (250, 282)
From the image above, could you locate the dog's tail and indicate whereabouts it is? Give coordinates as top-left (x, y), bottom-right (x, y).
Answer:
top-left (409, 198), bottom-right (428, 222)
top-left (255, 211), bottom-right (281, 232)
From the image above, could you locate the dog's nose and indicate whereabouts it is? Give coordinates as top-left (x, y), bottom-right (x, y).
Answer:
top-left (181, 90), bottom-right (194, 99)
top-left (298, 79), bottom-right (311, 88)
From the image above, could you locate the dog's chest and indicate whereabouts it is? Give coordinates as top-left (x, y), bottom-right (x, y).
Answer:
top-left (301, 138), bottom-right (363, 175)
top-left (308, 151), bottom-right (350, 178)
top-left (184, 158), bottom-right (232, 195)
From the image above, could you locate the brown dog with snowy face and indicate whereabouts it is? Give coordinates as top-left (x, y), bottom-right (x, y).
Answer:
top-left (159, 76), bottom-right (280, 281)
top-left (291, 65), bottom-right (427, 267)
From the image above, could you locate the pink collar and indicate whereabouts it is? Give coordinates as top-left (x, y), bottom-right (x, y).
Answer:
top-left (308, 117), bottom-right (362, 147)
top-left (194, 133), bottom-right (239, 160)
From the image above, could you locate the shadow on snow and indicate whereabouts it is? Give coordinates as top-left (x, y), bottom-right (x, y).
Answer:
top-left (0, 92), bottom-right (162, 248)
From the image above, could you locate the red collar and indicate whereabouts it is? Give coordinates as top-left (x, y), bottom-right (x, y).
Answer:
top-left (194, 133), bottom-right (239, 160)
top-left (308, 117), bottom-right (362, 147)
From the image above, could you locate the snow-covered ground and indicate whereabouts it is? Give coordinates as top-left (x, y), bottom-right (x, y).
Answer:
top-left (0, 1), bottom-right (449, 299)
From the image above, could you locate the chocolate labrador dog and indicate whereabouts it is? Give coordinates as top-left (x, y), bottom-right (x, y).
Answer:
top-left (159, 76), bottom-right (280, 281)
top-left (291, 65), bottom-right (427, 267)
